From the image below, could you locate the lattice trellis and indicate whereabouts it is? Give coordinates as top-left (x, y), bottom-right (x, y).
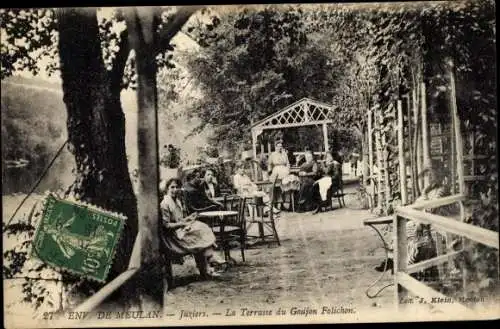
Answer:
top-left (250, 98), bottom-right (337, 158)
top-left (252, 98), bottom-right (335, 130)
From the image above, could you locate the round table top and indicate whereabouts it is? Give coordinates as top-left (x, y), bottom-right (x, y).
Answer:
top-left (198, 210), bottom-right (238, 217)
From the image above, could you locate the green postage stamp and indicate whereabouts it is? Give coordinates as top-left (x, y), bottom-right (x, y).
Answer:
top-left (31, 193), bottom-right (126, 282)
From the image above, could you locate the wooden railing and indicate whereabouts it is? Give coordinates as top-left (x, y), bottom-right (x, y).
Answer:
top-left (393, 194), bottom-right (499, 314)
top-left (62, 230), bottom-right (143, 318)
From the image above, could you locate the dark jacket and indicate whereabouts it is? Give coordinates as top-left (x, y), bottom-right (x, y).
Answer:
top-left (183, 181), bottom-right (222, 214)
top-left (200, 181), bottom-right (221, 199)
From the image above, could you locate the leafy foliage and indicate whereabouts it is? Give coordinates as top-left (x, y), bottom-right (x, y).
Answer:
top-left (0, 8), bottom-right (58, 78)
top-left (184, 6), bottom-right (341, 154)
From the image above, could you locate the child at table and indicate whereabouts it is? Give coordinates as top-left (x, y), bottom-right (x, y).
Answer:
top-left (232, 162), bottom-right (280, 215)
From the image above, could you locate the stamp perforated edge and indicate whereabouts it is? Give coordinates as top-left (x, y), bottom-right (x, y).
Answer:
top-left (29, 192), bottom-right (128, 283)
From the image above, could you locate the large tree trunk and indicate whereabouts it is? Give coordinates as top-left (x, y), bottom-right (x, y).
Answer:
top-left (57, 8), bottom-right (138, 305)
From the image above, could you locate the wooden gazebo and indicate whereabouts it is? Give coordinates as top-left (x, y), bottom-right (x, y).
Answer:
top-left (250, 98), bottom-right (337, 160)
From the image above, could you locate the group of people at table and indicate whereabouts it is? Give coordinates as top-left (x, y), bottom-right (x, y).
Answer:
top-left (158, 139), bottom-right (343, 279)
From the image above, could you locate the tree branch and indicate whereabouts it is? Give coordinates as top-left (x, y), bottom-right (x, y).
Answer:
top-left (156, 6), bottom-right (203, 54)
top-left (109, 28), bottom-right (130, 91)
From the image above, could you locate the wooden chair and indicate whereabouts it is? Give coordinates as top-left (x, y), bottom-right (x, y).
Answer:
top-left (330, 176), bottom-right (346, 208)
top-left (246, 177), bottom-right (281, 246)
top-left (211, 196), bottom-right (247, 262)
top-left (330, 165), bottom-right (346, 208)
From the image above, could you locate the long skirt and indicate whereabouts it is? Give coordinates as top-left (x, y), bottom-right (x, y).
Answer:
top-left (298, 177), bottom-right (316, 211)
top-left (161, 220), bottom-right (216, 258)
top-left (270, 165), bottom-right (290, 182)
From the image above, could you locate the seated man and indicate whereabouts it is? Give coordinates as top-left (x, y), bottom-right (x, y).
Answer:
top-left (201, 168), bottom-right (221, 199)
top-left (232, 161), bottom-right (280, 215)
top-left (183, 169), bottom-right (224, 215)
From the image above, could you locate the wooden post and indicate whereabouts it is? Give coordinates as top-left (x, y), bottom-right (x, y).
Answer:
top-left (394, 214), bottom-right (408, 311)
top-left (375, 111), bottom-right (383, 210)
top-left (450, 118), bottom-right (456, 194)
top-left (421, 82), bottom-right (431, 188)
top-left (415, 84), bottom-right (423, 192)
top-left (408, 91), bottom-right (416, 201)
top-left (362, 128), bottom-right (369, 188)
top-left (397, 100), bottom-right (407, 205)
top-left (448, 59), bottom-right (468, 296)
top-left (368, 110), bottom-right (374, 209)
top-left (251, 130), bottom-right (258, 160)
top-left (381, 112), bottom-right (390, 209)
top-left (322, 123), bottom-right (329, 155)
top-left (449, 59), bottom-right (465, 201)
top-left (470, 132), bottom-right (475, 177)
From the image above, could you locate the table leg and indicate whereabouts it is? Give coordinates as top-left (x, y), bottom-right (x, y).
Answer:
top-left (365, 224), bottom-right (394, 298)
top-left (258, 222), bottom-right (265, 241)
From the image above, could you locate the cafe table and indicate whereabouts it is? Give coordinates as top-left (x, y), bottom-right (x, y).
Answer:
top-left (198, 210), bottom-right (239, 265)
top-left (363, 215), bottom-right (393, 299)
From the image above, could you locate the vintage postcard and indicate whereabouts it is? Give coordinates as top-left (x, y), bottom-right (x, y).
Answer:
top-left (2, 1), bottom-right (498, 328)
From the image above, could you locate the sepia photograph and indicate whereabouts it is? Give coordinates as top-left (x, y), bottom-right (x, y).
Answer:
top-left (2, 1), bottom-right (498, 327)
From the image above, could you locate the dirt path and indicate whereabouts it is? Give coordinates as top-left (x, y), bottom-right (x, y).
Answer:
top-left (164, 194), bottom-right (395, 317)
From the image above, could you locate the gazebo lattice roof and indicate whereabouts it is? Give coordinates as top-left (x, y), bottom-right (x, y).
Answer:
top-left (250, 98), bottom-right (337, 158)
top-left (251, 98), bottom-right (337, 133)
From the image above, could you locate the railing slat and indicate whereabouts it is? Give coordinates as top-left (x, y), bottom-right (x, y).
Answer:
top-left (395, 207), bottom-right (498, 249)
top-left (72, 268), bottom-right (139, 313)
top-left (407, 194), bottom-right (466, 210)
top-left (396, 272), bottom-right (471, 313)
top-left (407, 250), bottom-right (463, 274)
top-left (70, 231), bottom-right (143, 315)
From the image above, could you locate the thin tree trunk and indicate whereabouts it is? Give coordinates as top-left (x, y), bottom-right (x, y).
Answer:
top-left (361, 126), bottom-right (369, 187)
top-left (57, 8), bottom-right (138, 306)
top-left (124, 7), bottom-right (164, 309)
top-left (375, 111), bottom-right (383, 210)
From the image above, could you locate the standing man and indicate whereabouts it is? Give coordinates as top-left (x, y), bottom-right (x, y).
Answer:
top-left (350, 152), bottom-right (360, 177)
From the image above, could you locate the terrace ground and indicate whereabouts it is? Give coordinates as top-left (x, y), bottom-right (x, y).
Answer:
top-left (3, 182), bottom-right (402, 325)
top-left (164, 183), bottom-right (397, 321)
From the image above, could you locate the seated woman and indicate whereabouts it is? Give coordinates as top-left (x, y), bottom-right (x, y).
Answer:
top-left (297, 150), bottom-right (321, 212)
top-left (233, 161), bottom-right (280, 215)
top-left (160, 178), bottom-right (226, 279)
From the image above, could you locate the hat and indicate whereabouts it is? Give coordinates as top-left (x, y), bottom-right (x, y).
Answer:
top-left (241, 150), bottom-right (253, 160)
top-left (159, 179), bottom-right (167, 193)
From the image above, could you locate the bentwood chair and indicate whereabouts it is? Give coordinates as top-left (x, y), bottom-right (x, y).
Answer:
top-left (211, 196), bottom-right (247, 263)
top-left (329, 164), bottom-right (346, 209)
top-left (246, 176), bottom-right (281, 246)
